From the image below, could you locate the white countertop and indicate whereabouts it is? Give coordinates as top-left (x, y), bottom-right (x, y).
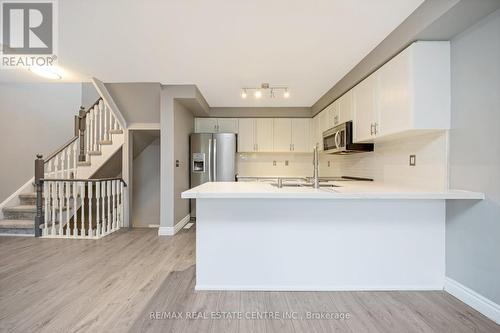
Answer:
top-left (181, 181), bottom-right (484, 200)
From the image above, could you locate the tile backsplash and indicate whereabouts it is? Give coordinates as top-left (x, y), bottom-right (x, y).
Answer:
top-left (237, 131), bottom-right (449, 190)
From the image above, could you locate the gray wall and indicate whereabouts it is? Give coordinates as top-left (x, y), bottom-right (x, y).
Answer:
top-left (81, 82), bottom-right (100, 109)
top-left (0, 83), bottom-right (81, 202)
top-left (105, 83), bottom-right (161, 124)
top-left (173, 101), bottom-right (194, 223)
top-left (209, 107), bottom-right (311, 118)
top-left (446, 8), bottom-right (500, 304)
top-left (132, 137), bottom-right (160, 227)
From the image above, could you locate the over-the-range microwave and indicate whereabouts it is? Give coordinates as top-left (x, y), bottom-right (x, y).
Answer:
top-left (323, 121), bottom-right (374, 154)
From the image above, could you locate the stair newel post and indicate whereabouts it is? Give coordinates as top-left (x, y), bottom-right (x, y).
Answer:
top-left (34, 154), bottom-right (44, 237)
top-left (78, 106), bottom-right (86, 162)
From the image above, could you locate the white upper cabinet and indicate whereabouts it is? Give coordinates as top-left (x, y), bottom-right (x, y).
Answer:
top-left (353, 72), bottom-right (378, 143)
top-left (311, 115), bottom-right (322, 151)
top-left (237, 119), bottom-right (255, 152)
top-left (327, 101), bottom-right (339, 127)
top-left (238, 118), bottom-right (310, 153)
top-left (353, 41), bottom-right (450, 142)
top-left (338, 90), bottom-right (353, 125)
top-left (195, 118), bottom-right (218, 133)
top-left (273, 118), bottom-right (292, 152)
top-left (291, 118), bottom-right (311, 152)
top-left (255, 119), bottom-right (274, 152)
top-left (217, 118), bottom-right (238, 133)
top-left (237, 118), bottom-right (273, 152)
top-left (318, 110), bottom-right (330, 135)
top-left (195, 118), bottom-right (238, 133)
top-left (377, 46), bottom-right (412, 136)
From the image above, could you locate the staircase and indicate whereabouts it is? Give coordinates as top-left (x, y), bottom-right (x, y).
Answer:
top-left (0, 97), bottom-right (126, 238)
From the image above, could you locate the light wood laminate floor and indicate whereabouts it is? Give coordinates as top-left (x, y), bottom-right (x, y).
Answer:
top-left (1, 228), bottom-right (499, 333)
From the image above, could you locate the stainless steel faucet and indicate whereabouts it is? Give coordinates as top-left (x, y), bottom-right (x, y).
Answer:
top-left (313, 144), bottom-right (320, 189)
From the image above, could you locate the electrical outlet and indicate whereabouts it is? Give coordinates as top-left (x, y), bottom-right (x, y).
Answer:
top-left (285, 160), bottom-right (289, 166)
top-left (175, 160), bottom-right (180, 167)
top-left (273, 160), bottom-right (276, 166)
top-left (327, 161), bottom-right (331, 167)
top-left (409, 155), bottom-right (416, 166)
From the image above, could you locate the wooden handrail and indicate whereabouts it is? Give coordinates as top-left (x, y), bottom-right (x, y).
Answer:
top-left (41, 177), bottom-right (127, 186)
top-left (84, 97), bottom-right (103, 115)
top-left (43, 97), bottom-right (103, 164)
top-left (44, 136), bottom-right (79, 164)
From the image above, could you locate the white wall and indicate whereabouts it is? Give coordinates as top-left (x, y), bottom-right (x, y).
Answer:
top-left (446, 8), bottom-right (500, 305)
top-left (237, 131), bottom-right (448, 191)
top-left (0, 83), bottom-right (82, 202)
top-left (132, 138), bottom-right (160, 228)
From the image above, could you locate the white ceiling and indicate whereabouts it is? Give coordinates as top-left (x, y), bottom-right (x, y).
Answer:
top-left (0, 0), bottom-right (424, 107)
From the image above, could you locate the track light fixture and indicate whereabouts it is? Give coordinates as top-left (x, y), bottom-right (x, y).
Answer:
top-left (241, 83), bottom-right (290, 99)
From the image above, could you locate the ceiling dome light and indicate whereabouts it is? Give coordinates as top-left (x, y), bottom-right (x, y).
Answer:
top-left (283, 89), bottom-right (290, 98)
top-left (254, 90), bottom-right (262, 99)
top-left (29, 66), bottom-right (62, 80)
top-left (241, 90), bottom-right (247, 98)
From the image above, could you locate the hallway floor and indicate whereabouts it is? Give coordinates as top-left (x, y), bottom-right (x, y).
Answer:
top-left (0, 228), bottom-right (498, 333)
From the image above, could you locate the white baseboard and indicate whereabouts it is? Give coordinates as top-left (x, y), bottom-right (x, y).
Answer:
top-left (195, 284), bottom-right (444, 291)
top-left (445, 277), bottom-right (500, 324)
top-left (158, 214), bottom-right (191, 236)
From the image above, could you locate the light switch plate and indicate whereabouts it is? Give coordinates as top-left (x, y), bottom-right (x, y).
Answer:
top-left (273, 160), bottom-right (276, 166)
top-left (285, 160), bottom-right (289, 166)
top-left (409, 155), bottom-right (416, 166)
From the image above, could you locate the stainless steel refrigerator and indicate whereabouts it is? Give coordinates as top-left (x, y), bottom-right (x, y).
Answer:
top-left (190, 132), bottom-right (237, 217)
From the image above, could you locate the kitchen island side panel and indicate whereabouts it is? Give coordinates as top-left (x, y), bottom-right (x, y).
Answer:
top-left (195, 198), bottom-right (445, 291)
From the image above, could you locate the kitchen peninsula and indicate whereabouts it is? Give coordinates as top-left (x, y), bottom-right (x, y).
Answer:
top-left (182, 181), bottom-right (483, 291)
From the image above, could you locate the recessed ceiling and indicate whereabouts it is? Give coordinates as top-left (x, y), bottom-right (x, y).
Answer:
top-left (0, 0), bottom-right (424, 107)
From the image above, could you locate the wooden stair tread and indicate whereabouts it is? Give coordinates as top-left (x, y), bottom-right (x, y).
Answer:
top-left (2, 205), bottom-right (36, 213)
top-left (0, 219), bottom-right (34, 229)
top-left (3, 205), bottom-right (70, 213)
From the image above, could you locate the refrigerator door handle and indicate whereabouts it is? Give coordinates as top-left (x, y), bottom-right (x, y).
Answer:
top-left (208, 138), bottom-right (212, 181)
top-left (213, 138), bottom-right (217, 181)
